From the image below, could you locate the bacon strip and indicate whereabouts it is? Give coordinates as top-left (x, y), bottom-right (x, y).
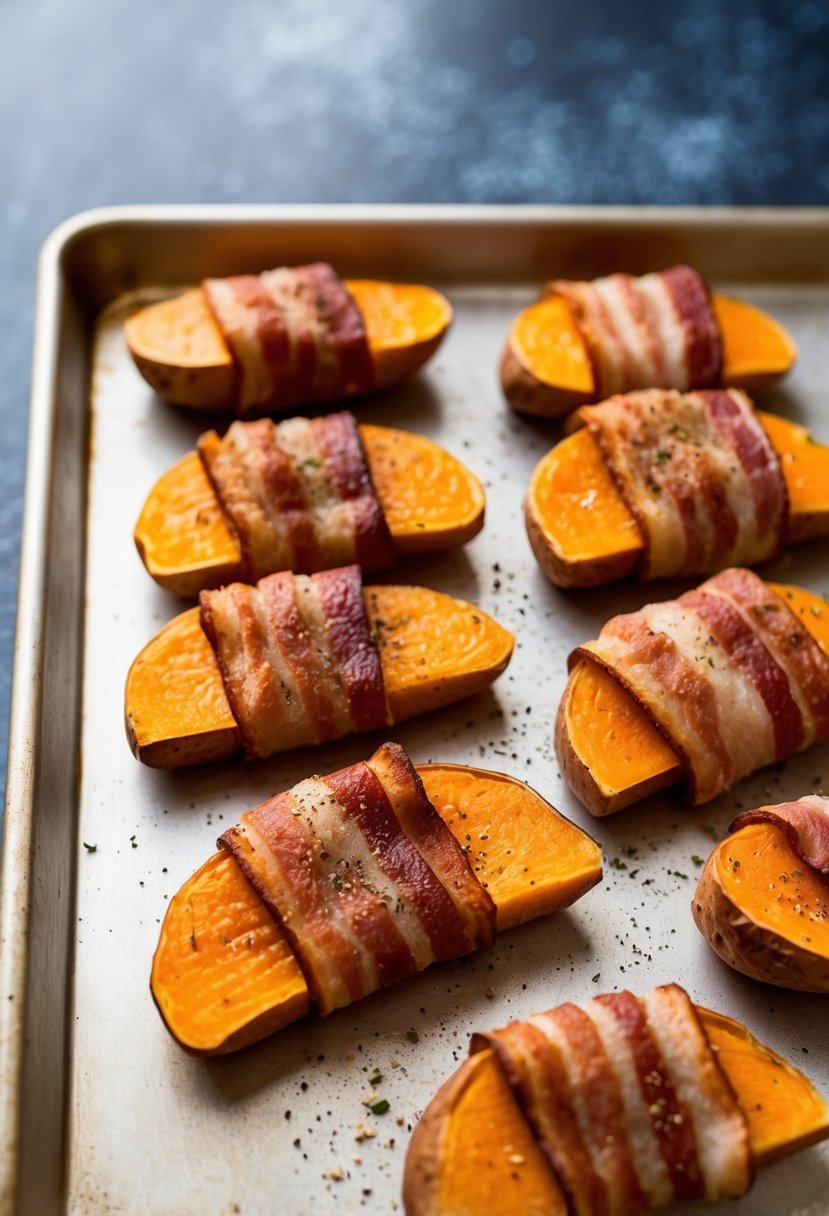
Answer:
top-left (572, 568), bottom-right (828, 803)
top-left (200, 565), bottom-right (390, 758)
top-left (218, 742), bottom-right (495, 1015)
top-left (705, 568), bottom-right (829, 747)
top-left (579, 389), bottom-right (785, 580)
top-left (203, 263), bottom-right (374, 415)
top-left (472, 984), bottom-right (751, 1214)
top-left (198, 412), bottom-right (395, 579)
top-left (731, 795), bottom-right (829, 877)
top-left (642, 987), bottom-right (751, 1200)
top-left (549, 266), bottom-right (722, 398)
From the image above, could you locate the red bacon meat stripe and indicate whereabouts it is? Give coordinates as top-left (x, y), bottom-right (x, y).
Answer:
top-left (472, 984), bottom-right (751, 1215)
top-left (572, 568), bottom-right (829, 803)
top-left (579, 389), bottom-right (785, 580)
top-left (549, 266), bottom-right (722, 398)
top-left (705, 567), bottom-right (829, 745)
top-left (218, 742), bottom-right (495, 1015)
top-left (731, 795), bottom-right (829, 878)
top-left (203, 262), bottom-right (375, 415)
top-left (198, 411), bottom-right (395, 579)
top-left (199, 565), bottom-right (390, 759)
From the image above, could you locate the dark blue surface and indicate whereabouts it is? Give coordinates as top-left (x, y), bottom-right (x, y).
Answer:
top-left (2, 0), bottom-right (828, 796)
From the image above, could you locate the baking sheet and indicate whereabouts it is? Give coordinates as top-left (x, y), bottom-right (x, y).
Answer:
top-left (5, 208), bottom-right (829, 1216)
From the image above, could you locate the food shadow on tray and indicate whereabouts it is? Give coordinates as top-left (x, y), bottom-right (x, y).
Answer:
top-left (194, 906), bottom-right (596, 1104)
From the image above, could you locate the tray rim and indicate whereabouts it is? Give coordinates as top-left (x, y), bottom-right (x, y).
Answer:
top-left (4, 201), bottom-right (829, 1215)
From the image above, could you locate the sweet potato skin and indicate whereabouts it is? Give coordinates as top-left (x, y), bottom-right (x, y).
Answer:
top-left (499, 341), bottom-right (587, 419)
top-left (692, 830), bottom-right (829, 993)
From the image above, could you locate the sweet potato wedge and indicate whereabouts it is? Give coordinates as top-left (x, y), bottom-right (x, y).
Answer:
top-left (125, 280), bottom-right (452, 409)
top-left (555, 582), bottom-right (829, 816)
top-left (502, 290), bottom-right (797, 418)
top-left (403, 1005), bottom-right (829, 1215)
top-left (135, 424), bottom-right (485, 596)
top-left (693, 819), bottom-right (829, 993)
top-left (151, 763), bottom-right (603, 1054)
top-left (526, 411), bottom-right (829, 589)
top-left (126, 584), bottom-right (514, 769)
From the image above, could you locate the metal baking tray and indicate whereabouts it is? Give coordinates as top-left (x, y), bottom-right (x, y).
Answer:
top-left (3, 205), bottom-right (829, 1216)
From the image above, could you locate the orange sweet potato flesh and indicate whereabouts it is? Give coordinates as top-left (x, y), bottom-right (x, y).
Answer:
top-left (556, 583), bottom-right (829, 816)
top-left (150, 764), bottom-right (602, 1054)
top-left (402, 1005), bottom-right (829, 1216)
top-left (693, 821), bottom-right (829, 992)
top-left (125, 586), bottom-right (514, 768)
top-left (125, 280), bottom-right (452, 408)
top-left (502, 290), bottom-right (797, 417)
top-left (527, 412), bottom-right (829, 589)
top-left (134, 425), bottom-right (485, 596)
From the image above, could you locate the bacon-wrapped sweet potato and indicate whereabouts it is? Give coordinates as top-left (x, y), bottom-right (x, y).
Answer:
top-left (135, 411), bottom-right (484, 596)
top-left (125, 264), bottom-right (451, 414)
top-left (502, 265), bottom-right (796, 418)
top-left (555, 572), bottom-right (829, 815)
top-left (151, 744), bottom-right (602, 1054)
top-left (403, 984), bottom-right (829, 1216)
top-left (693, 795), bottom-right (829, 992)
top-left (525, 389), bottom-right (829, 589)
top-left (126, 565), bottom-right (514, 769)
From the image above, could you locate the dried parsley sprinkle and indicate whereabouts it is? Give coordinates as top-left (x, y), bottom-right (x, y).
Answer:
top-left (331, 873), bottom-right (343, 891)
top-left (592, 973), bottom-right (600, 983)
top-left (83, 842), bottom-right (97, 853)
top-left (691, 855), bottom-right (704, 867)
top-left (405, 1029), bottom-right (419, 1044)
top-left (703, 825), bottom-right (718, 839)
top-left (370, 1099), bottom-right (390, 1115)
top-left (609, 857), bottom-right (628, 871)
top-left (368, 1068), bottom-right (383, 1085)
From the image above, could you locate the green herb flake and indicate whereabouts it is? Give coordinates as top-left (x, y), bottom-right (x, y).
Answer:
top-left (303, 458), bottom-right (321, 468)
top-left (691, 854), bottom-right (704, 867)
top-left (331, 873), bottom-right (343, 892)
top-left (406, 1029), bottom-right (419, 1044)
top-left (811, 605), bottom-right (823, 618)
top-left (82, 842), bottom-right (97, 853)
top-left (368, 1068), bottom-right (383, 1085)
top-left (609, 857), bottom-right (628, 871)
top-left (591, 973), bottom-right (600, 983)
top-left (670, 870), bottom-right (688, 880)
top-left (703, 824), bottom-right (718, 839)
top-left (369, 1099), bottom-right (390, 1115)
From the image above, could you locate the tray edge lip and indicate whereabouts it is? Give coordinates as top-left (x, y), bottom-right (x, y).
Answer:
top-left (0, 212), bottom-right (67, 1214)
top-left (36, 201), bottom-right (829, 257)
top-left (4, 198), bottom-right (829, 1212)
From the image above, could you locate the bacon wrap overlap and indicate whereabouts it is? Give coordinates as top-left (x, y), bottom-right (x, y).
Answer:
top-left (471, 983), bottom-right (752, 1215)
top-left (197, 412), bottom-right (395, 579)
top-left (199, 565), bottom-right (391, 759)
top-left (549, 266), bottom-right (722, 398)
top-left (218, 742), bottom-right (496, 1015)
top-left (202, 262), bottom-right (375, 415)
top-left (731, 795), bottom-right (829, 879)
top-left (571, 568), bottom-right (829, 804)
top-left (579, 389), bottom-right (787, 580)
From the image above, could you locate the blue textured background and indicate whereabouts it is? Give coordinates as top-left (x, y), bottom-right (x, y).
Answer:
top-left (2, 0), bottom-right (828, 795)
